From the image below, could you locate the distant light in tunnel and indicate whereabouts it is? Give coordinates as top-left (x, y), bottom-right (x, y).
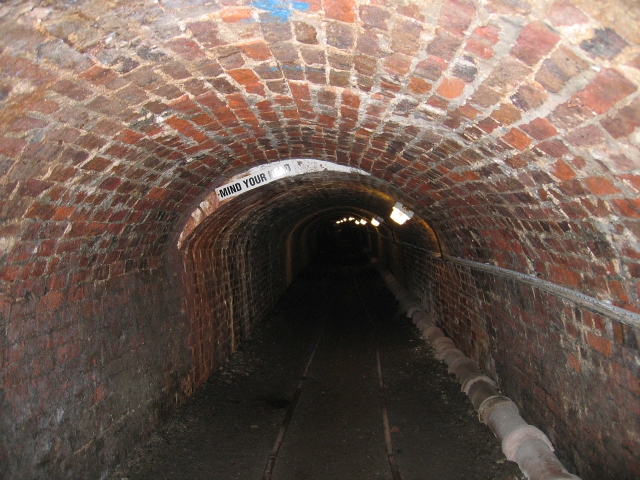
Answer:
top-left (371, 216), bottom-right (383, 227)
top-left (390, 202), bottom-right (414, 225)
top-left (349, 217), bottom-right (354, 221)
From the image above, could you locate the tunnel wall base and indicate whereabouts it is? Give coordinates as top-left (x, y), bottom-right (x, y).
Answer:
top-left (385, 249), bottom-right (640, 480)
top-left (184, 234), bottom-right (290, 389)
top-left (0, 265), bottom-right (190, 480)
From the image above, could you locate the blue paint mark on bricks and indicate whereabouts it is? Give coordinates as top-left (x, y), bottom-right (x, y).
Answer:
top-left (252, 0), bottom-right (309, 22)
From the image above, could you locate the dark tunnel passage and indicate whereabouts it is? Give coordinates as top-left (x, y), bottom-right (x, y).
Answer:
top-left (2, 1), bottom-right (640, 479)
top-left (157, 168), bottom-right (607, 480)
top-left (111, 253), bottom-right (525, 480)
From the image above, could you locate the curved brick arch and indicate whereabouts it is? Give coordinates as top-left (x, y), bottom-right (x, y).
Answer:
top-left (1, 0), bottom-right (639, 478)
top-left (179, 173), bottom-right (434, 384)
top-left (176, 158), bottom-right (372, 248)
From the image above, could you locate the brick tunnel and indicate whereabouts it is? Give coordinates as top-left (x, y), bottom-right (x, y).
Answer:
top-left (1, 0), bottom-right (639, 478)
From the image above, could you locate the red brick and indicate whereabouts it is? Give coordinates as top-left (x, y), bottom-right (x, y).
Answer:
top-left (611, 198), bottom-right (640, 219)
top-left (600, 98), bottom-right (640, 138)
top-left (384, 53), bottom-right (412, 76)
top-left (477, 116), bottom-right (500, 133)
top-left (465, 25), bottom-right (500, 59)
top-left (92, 384), bottom-right (106, 405)
top-left (18, 179), bottom-right (51, 197)
top-left (114, 129), bottom-right (144, 145)
top-left (436, 77), bottom-right (466, 99)
top-left (536, 139), bottom-right (569, 158)
top-left (511, 83), bottom-right (547, 111)
top-left (51, 79), bottom-right (92, 101)
top-left (586, 332), bottom-right (612, 357)
top-left (167, 38), bottom-right (206, 60)
top-left (56, 342), bottom-right (81, 365)
top-left (52, 206), bottom-right (74, 221)
top-left (584, 177), bottom-right (622, 196)
top-left (79, 65), bottom-right (123, 89)
top-left (408, 76), bottom-right (432, 95)
top-left (566, 125), bottom-right (605, 147)
top-left (325, 0), bottom-right (355, 23)
top-left (469, 85), bottom-right (501, 108)
top-left (99, 177), bottom-right (122, 191)
top-left (228, 69), bottom-right (261, 86)
top-left (427, 28), bottom-right (462, 61)
top-left (0, 137), bottom-right (27, 157)
top-left (537, 48), bottom-right (589, 94)
top-left (24, 202), bottom-right (56, 221)
top-left (341, 91), bottom-right (360, 109)
top-left (438, 0), bottom-right (475, 36)
top-left (0, 265), bottom-right (21, 282)
top-left (522, 121), bottom-right (558, 144)
top-left (576, 69), bottom-right (637, 115)
top-left (567, 353), bottom-right (581, 373)
top-left (220, 7), bottom-right (251, 22)
top-left (502, 128), bottom-right (531, 150)
top-left (512, 22), bottom-right (560, 66)
top-left (359, 5), bottom-right (389, 30)
top-left (546, 0), bottom-right (589, 26)
top-left (491, 103), bottom-right (521, 125)
top-left (391, 19), bottom-right (423, 56)
top-left (37, 291), bottom-right (64, 313)
top-left (9, 116), bottom-right (48, 132)
top-left (240, 41), bottom-right (272, 61)
top-left (550, 159), bottom-right (576, 181)
top-left (612, 363), bottom-right (640, 396)
top-left (457, 103), bottom-right (481, 119)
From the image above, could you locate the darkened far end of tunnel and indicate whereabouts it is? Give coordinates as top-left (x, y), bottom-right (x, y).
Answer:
top-left (1, 0), bottom-right (640, 479)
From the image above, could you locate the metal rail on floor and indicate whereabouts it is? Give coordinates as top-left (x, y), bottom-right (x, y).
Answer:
top-left (262, 325), bottom-right (325, 480)
top-left (350, 267), bottom-right (403, 480)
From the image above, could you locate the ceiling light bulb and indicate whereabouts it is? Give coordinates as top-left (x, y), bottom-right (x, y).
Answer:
top-left (390, 202), bottom-right (414, 225)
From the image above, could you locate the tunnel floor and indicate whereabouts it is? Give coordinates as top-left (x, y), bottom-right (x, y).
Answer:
top-left (111, 257), bottom-right (524, 480)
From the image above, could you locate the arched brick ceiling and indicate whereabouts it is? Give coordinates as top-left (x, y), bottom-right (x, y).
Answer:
top-left (1, 0), bottom-right (640, 311)
top-left (181, 172), bottom-right (439, 254)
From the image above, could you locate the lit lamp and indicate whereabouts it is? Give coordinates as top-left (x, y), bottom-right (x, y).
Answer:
top-left (370, 216), bottom-right (383, 227)
top-left (390, 202), bottom-right (414, 225)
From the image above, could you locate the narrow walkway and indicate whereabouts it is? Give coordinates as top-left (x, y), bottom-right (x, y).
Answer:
top-left (112, 259), bottom-right (523, 480)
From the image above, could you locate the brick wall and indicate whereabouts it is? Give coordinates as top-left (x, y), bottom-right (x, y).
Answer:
top-left (386, 245), bottom-right (640, 480)
top-left (0, 259), bottom-right (190, 479)
top-left (183, 221), bottom-right (289, 387)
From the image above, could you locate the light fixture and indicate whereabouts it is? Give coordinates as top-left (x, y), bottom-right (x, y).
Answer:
top-left (370, 216), bottom-right (383, 227)
top-left (360, 219), bottom-right (367, 225)
top-left (348, 217), bottom-right (354, 221)
top-left (390, 202), bottom-right (414, 225)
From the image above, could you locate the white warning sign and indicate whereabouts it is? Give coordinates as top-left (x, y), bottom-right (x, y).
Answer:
top-left (215, 164), bottom-right (291, 200)
top-left (214, 159), bottom-right (369, 201)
